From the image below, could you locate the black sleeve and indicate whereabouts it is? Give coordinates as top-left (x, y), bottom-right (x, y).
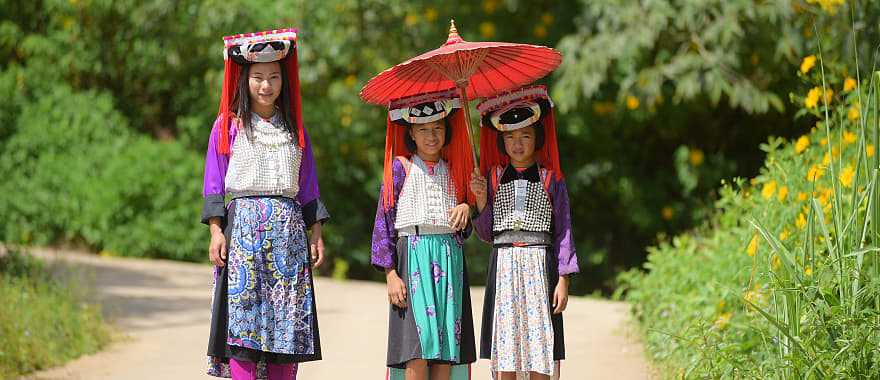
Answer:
top-left (301, 198), bottom-right (330, 227)
top-left (201, 194), bottom-right (226, 225)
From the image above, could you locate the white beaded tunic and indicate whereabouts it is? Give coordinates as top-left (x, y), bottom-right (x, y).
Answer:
top-left (493, 176), bottom-right (553, 233)
top-left (225, 112), bottom-right (302, 200)
top-left (394, 155), bottom-right (457, 235)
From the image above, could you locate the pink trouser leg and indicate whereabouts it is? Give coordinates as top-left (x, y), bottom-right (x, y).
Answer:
top-left (267, 363), bottom-right (298, 380)
top-left (230, 358), bottom-right (257, 380)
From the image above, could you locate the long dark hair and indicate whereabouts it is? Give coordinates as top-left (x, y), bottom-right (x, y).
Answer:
top-left (232, 57), bottom-right (296, 140)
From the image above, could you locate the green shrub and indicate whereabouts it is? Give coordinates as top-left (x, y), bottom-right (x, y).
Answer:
top-left (0, 86), bottom-right (205, 261)
top-left (622, 43), bottom-right (880, 379)
top-left (0, 248), bottom-right (110, 377)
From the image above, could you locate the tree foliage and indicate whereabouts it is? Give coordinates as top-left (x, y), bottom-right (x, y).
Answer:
top-left (2, 0), bottom-right (873, 293)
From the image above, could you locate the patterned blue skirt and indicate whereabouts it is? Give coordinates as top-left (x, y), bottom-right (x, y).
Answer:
top-left (207, 196), bottom-right (321, 378)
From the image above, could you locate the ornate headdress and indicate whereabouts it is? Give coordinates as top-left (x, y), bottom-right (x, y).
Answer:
top-left (216, 28), bottom-right (305, 154)
top-left (476, 85), bottom-right (563, 180)
top-left (382, 88), bottom-right (474, 209)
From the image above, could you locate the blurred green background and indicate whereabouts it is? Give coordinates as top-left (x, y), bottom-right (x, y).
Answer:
top-left (2, 0), bottom-right (871, 295)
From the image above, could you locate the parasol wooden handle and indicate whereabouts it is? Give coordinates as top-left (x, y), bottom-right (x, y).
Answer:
top-left (456, 84), bottom-right (479, 170)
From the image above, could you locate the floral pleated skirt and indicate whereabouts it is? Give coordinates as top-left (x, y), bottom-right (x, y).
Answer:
top-left (481, 246), bottom-right (565, 380)
top-left (207, 197), bottom-right (321, 379)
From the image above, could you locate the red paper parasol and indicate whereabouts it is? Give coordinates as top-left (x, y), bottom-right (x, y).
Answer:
top-left (360, 20), bottom-right (562, 162)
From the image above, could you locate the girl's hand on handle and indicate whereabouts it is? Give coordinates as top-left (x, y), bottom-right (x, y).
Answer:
top-left (310, 223), bottom-right (325, 269)
top-left (385, 269), bottom-right (408, 309)
top-left (448, 203), bottom-right (471, 231)
top-left (208, 218), bottom-right (226, 267)
top-left (470, 167), bottom-right (488, 212)
top-left (552, 275), bottom-right (570, 314)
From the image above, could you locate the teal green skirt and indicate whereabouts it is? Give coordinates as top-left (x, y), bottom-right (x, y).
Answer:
top-left (385, 233), bottom-right (475, 379)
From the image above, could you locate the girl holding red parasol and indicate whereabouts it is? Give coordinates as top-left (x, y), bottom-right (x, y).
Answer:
top-left (370, 88), bottom-right (478, 380)
top-left (470, 85), bottom-right (579, 380)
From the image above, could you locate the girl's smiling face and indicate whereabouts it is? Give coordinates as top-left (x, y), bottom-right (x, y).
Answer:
top-left (247, 62), bottom-right (282, 110)
top-left (503, 126), bottom-right (537, 167)
top-left (410, 120), bottom-right (446, 160)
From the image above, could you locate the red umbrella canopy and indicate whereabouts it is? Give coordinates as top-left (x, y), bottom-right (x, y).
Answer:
top-left (359, 20), bottom-right (562, 106)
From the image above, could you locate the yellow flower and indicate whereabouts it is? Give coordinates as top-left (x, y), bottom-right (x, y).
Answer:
top-left (772, 254), bottom-right (782, 269)
top-left (747, 234), bottom-right (759, 257)
top-left (795, 135), bottom-right (810, 153)
top-left (805, 266), bottom-right (813, 276)
top-left (661, 206), bottom-right (674, 221)
top-left (840, 165), bottom-right (855, 188)
top-left (482, 0), bottom-right (499, 13)
top-left (807, 0), bottom-right (846, 14)
top-left (818, 186), bottom-right (834, 206)
top-left (778, 186), bottom-right (789, 202)
top-left (592, 101), bottom-right (615, 115)
top-left (800, 55), bottom-right (817, 74)
top-left (689, 148), bottom-right (705, 167)
top-left (820, 137), bottom-right (828, 146)
top-left (779, 229), bottom-right (790, 242)
top-left (404, 14), bottom-right (419, 27)
top-left (344, 74), bottom-right (357, 88)
top-left (796, 212), bottom-right (808, 229)
top-left (822, 153), bottom-right (831, 166)
top-left (797, 192), bottom-right (808, 201)
top-left (844, 130), bottom-right (858, 144)
top-left (805, 87), bottom-right (821, 109)
top-left (713, 312), bottom-right (732, 329)
top-left (807, 164), bottom-right (824, 182)
top-left (424, 7), bottom-right (438, 22)
top-left (844, 77), bottom-right (857, 92)
top-left (62, 17), bottom-right (75, 30)
top-left (848, 105), bottom-right (861, 121)
top-left (533, 25), bottom-right (548, 39)
top-left (868, 144), bottom-right (875, 157)
top-left (479, 22), bottom-right (496, 39)
top-left (744, 285), bottom-right (767, 306)
top-left (825, 88), bottom-right (834, 104)
top-left (717, 299), bottom-right (726, 310)
top-left (761, 180), bottom-right (777, 200)
top-left (626, 95), bottom-right (640, 110)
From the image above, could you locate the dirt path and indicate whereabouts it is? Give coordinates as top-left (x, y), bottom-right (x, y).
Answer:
top-left (22, 248), bottom-right (651, 379)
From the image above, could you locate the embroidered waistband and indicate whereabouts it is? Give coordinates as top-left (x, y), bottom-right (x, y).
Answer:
top-left (493, 230), bottom-right (552, 247)
top-left (397, 224), bottom-right (455, 236)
